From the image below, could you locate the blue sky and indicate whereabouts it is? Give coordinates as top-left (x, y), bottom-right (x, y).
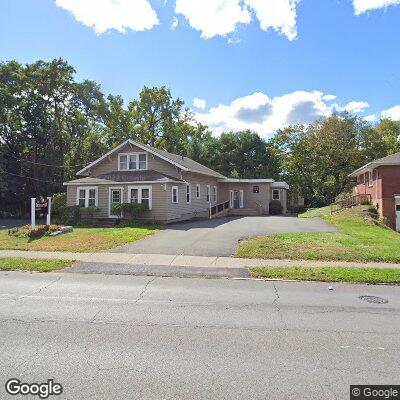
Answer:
top-left (1, 0), bottom-right (400, 137)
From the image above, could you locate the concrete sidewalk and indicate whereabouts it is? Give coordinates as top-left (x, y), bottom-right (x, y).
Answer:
top-left (2, 249), bottom-right (400, 270)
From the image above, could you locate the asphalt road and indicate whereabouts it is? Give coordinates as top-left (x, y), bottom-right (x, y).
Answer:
top-left (112, 216), bottom-right (337, 256)
top-left (0, 271), bottom-right (399, 400)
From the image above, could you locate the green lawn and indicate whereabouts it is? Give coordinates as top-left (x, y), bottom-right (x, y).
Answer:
top-left (237, 206), bottom-right (400, 263)
top-left (249, 266), bottom-right (400, 284)
top-left (298, 206), bottom-right (332, 218)
top-left (0, 257), bottom-right (72, 272)
top-left (0, 225), bottom-right (160, 252)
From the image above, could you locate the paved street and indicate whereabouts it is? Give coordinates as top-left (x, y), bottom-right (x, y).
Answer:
top-left (112, 216), bottom-right (337, 256)
top-left (0, 272), bottom-right (399, 399)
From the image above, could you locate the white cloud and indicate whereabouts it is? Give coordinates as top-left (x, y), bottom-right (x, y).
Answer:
top-left (245, 0), bottom-right (299, 41)
top-left (365, 113), bottom-right (377, 122)
top-left (342, 101), bottom-right (370, 113)
top-left (353, 0), bottom-right (400, 15)
top-left (323, 94), bottom-right (337, 101)
top-left (55, 0), bottom-right (159, 34)
top-left (381, 105), bottom-right (400, 120)
top-left (193, 97), bottom-right (206, 110)
top-left (194, 90), bottom-right (336, 137)
top-left (175, 0), bottom-right (251, 39)
top-left (171, 17), bottom-right (179, 30)
top-left (175, 0), bottom-right (300, 40)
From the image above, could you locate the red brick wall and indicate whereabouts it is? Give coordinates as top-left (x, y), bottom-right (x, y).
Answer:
top-left (354, 166), bottom-right (400, 229)
top-left (379, 166), bottom-right (400, 229)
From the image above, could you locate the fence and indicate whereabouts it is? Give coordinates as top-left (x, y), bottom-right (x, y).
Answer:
top-left (330, 194), bottom-right (371, 214)
top-left (209, 201), bottom-right (230, 218)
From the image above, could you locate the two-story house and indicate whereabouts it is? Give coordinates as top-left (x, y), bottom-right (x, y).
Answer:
top-left (63, 139), bottom-right (289, 223)
top-left (349, 152), bottom-right (400, 231)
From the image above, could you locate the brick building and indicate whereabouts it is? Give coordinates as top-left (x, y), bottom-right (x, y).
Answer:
top-left (349, 152), bottom-right (400, 231)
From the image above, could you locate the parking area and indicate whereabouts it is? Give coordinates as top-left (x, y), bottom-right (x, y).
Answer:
top-left (112, 216), bottom-right (337, 257)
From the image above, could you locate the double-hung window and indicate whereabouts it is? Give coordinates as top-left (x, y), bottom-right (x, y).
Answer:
top-left (272, 189), bottom-right (280, 200)
top-left (196, 184), bottom-right (200, 199)
top-left (128, 186), bottom-right (152, 210)
top-left (206, 185), bottom-right (210, 202)
top-left (368, 170), bottom-right (373, 187)
top-left (77, 187), bottom-right (98, 208)
top-left (186, 183), bottom-right (191, 204)
top-left (213, 186), bottom-right (217, 202)
top-left (118, 153), bottom-right (147, 171)
top-left (172, 186), bottom-right (179, 204)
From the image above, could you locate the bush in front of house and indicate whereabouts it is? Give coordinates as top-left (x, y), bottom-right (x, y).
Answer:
top-left (111, 203), bottom-right (149, 220)
top-left (52, 202), bottom-right (100, 226)
top-left (269, 200), bottom-right (283, 215)
top-left (8, 224), bottom-right (61, 239)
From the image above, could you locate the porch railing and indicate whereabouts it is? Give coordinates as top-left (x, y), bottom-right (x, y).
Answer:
top-left (330, 194), bottom-right (371, 214)
top-left (209, 201), bottom-right (230, 218)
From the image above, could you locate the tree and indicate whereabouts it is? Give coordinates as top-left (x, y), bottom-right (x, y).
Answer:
top-left (129, 86), bottom-right (184, 148)
top-left (270, 113), bottom-right (368, 205)
top-left (0, 59), bottom-right (106, 215)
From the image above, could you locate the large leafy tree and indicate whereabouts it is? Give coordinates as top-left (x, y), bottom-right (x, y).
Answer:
top-left (0, 59), bottom-right (106, 215)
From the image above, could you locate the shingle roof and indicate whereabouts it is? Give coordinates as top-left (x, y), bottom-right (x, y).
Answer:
top-left (64, 177), bottom-right (113, 185)
top-left (373, 152), bottom-right (400, 164)
top-left (76, 139), bottom-right (226, 179)
top-left (138, 143), bottom-right (226, 178)
top-left (64, 171), bottom-right (183, 185)
top-left (98, 170), bottom-right (183, 182)
top-left (349, 151), bottom-right (400, 177)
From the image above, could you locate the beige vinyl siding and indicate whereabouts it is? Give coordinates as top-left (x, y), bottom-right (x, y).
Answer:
top-left (165, 172), bottom-right (224, 221)
top-left (67, 183), bottom-right (172, 221)
top-left (221, 183), bottom-right (271, 214)
top-left (87, 143), bottom-right (182, 180)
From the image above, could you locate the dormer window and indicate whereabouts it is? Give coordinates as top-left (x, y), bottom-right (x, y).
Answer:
top-left (118, 153), bottom-right (147, 171)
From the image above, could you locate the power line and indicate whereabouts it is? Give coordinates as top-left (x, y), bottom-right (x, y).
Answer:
top-left (4, 171), bottom-right (62, 185)
top-left (3, 154), bottom-right (87, 168)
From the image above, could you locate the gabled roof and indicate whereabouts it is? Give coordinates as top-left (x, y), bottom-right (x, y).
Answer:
top-left (349, 152), bottom-right (400, 177)
top-left (76, 139), bottom-right (226, 179)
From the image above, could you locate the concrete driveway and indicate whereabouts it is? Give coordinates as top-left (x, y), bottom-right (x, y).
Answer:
top-left (112, 216), bottom-right (337, 257)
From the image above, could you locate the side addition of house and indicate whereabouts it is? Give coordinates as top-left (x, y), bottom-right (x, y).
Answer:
top-left (349, 152), bottom-right (400, 231)
top-left (63, 140), bottom-right (289, 223)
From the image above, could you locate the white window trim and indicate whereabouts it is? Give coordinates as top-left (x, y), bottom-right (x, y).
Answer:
top-left (206, 185), bottom-right (211, 203)
top-left (239, 190), bottom-right (244, 208)
top-left (76, 186), bottom-right (98, 208)
top-left (196, 184), bottom-right (201, 199)
top-left (368, 170), bottom-right (373, 187)
top-left (108, 186), bottom-right (123, 218)
top-left (213, 186), bottom-right (217, 203)
top-left (118, 152), bottom-right (148, 171)
top-left (172, 186), bottom-right (179, 204)
top-left (272, 189), bottom-right (281, 201)
top-left (127, 185), bottom-right (152, 210)
top-left (229, 190), bottom-right (234, 208)
top-left (186, 183), bottom-right (191, 204)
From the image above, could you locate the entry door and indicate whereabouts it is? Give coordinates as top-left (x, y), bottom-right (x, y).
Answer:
top-left (109, 188), bottom-right (122, 217)
top-left (233, 190), bottom-right (240, 209)
top-left (396, 199), bottom-right (400, 232)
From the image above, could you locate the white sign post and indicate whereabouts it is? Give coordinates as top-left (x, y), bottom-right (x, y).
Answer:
top-left (46, 197), bottom-right (52, 226)
top-left (31, 198), bottom-right (36, 230)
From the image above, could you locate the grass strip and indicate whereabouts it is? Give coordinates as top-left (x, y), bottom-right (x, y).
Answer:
top-left (0, 257), bottom-right (73, 272)
top-left (249, 266), bottom-right (400, 285)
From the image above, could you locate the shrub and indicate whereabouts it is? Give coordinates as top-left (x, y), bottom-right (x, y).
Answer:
top-left (367, 206), bottom-right (379, 220)
top-left (111, 203), bottom-right (149, 219)
top-left (269, 200), bottom-right (283, 215)
top-left (8, 224), bottom-right (61, 239)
